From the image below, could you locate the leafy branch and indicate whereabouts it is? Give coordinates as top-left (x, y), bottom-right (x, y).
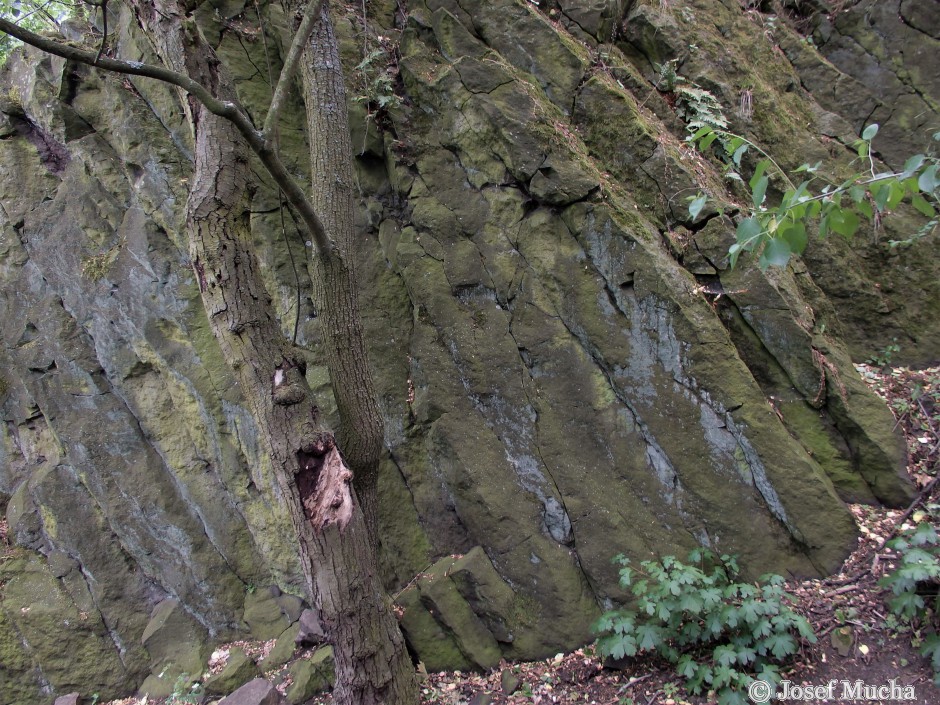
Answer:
top-left (687, 124), bottom-right (940, 269)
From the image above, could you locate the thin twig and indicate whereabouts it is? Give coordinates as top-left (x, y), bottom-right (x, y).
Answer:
top-left (877, 473), bottom-right (940, 551)
top-left (254, 0), bottom-right (303, 345)
top-left (823, 584), bottom-right (859, 597)
top-left (93, 0), bottom-right (108, 65)
top-left (262, 0), bottom-right (324, 141)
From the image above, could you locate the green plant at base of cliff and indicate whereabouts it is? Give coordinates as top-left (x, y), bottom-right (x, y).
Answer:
top-left (867, 342), bottom-right (901, 368)
top-left (881, 507), bottom-right (940, 684)
top-left (687, 124), bottom-right (940, 269)
top-left (166, 674), bottom-right (203, 705)
top-left (593, 549), bottom-right (815, 705)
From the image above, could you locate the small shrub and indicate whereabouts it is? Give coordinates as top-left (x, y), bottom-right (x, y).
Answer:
top-left (881, 508), bottom-right (940, 683)
top-left (166, 674), bottom-right (202, 705)
top-left (867, 342), bottom-right (901, 368)
top-left (593, 549), bottom-right (815, 705)
top-left (354, 47), bottom-right (401, 113)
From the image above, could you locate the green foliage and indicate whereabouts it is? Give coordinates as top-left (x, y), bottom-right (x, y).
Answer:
top-left (881, 507), bottom-right (940, 683)
top-left (167, 674), bottom-right (202, 705)
top-left (675, 85), bottom-right (729, 135)
top-left (656, 60), bottom-right (729, 134)
top-left (0, 0), bottom-right (81, 65)
top-left (354, 47), bottom-right (400, 113)
top-left (867, 342), bottom-right (901, 368)
top-left (686, 124), bottom-right (940, 269)
top-left (593, 550), bottom-right (815, 705)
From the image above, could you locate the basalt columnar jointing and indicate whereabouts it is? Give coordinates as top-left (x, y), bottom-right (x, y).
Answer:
top-left (0, 0), bottom-right (935, 700)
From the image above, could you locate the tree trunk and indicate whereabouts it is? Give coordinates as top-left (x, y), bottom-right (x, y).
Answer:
top-left (127, 1), bottom-right (417, 703)
top-left (295, 1), bottom-right (385, 545)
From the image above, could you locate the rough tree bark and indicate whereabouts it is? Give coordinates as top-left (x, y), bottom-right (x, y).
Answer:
top-left (0, 2), bottom-right (418, 704)
top-left (295, 1), bottom-right (385, 544)
top-left (130, 4), bottom-right (417, 702)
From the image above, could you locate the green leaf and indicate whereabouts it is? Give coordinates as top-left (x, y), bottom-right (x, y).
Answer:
top-left (700, 132), bottom-right (719, 150)
top-left (753, 619), bottom-right (773, 638)
top-left (718, 688), bottom-right (749, 705)
top-left (705, 611), bottom-right (725, 635)
top-left (732, 142), bottom-right (748, 167)
top-left (887, 180), bottom-right (906, 210)
top-left (736, 217), bottom-right (762, 245)
top-left (752, 175), bottom-right (769, 208)
top-left (728, 242), bottom-right (744, 268)
top-left (680, 592), bottom-right (704, 614)
top-left (701, 587), bottom-right (723, 609)
top-left (871, 181), bottom-right (890, 212)
top-left (636, 624), bottom-right (663, 651)
top-left (677, 654), bottom-right (698, 678)
top-left (919, 164), bottom-right (939, 193)
top-left (749, 160), bottom-right (771, 192)
top-left (779, 222), bottom-right (807, 255)
top-left (711, 663), bottom-right (736, 688)
top-left (688, 125), bottom-right (713, 142)
top-left (680, 619), bottom-right (705, 644)
top-left (606, 633), bottom-right (638, 659)
top-left (911, 522), bottom-right (940, 545)
top-left (765, 633), bottom-right (797, 659)
top-left (720, 604), bottom-right (741, 628)
top-left (687, 665), bottom-right (709, 694)
top-left (714, 644), bottom-right (738, 667)
top-left (817, 212), bottom-right (830, 238)
top-left (689, 194), bottom-right (708, 220)
top-left (862, 123), bottom-right (879, 141)
top-left (848, 185), bottom-right (866, 203)
top-left (903, 154), bottom-right (926, 176)
top-left (593, 612), bottom-right (616, 633)
top-left (759, 238), bottom-right (791, 269)
top-left (611, 614), bottom-right (637, 635)
top-left (829, 209), bottom-right (860, 238)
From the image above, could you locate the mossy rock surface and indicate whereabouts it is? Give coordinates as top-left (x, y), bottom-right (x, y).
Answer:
top-left (0, 0), bottom-right (934, 693)
top-left (204, 648), bottom-right (261, 696)
top-left (285, 647), bottom-right (334, 705)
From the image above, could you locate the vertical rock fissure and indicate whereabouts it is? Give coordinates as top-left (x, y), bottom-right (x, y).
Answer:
top-left (718, 291), bottom-right (880, 503)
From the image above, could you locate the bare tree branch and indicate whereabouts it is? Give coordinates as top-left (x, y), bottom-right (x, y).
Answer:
top-left (263, 0), bottom-right (324, 143)
top-left (92, 0), bottom-right (108, 65)
top-left (0, 16), bottom-right (336, 254)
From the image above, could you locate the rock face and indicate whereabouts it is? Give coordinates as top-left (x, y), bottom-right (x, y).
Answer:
top-left (0, 0), bottom-right (934, 700)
